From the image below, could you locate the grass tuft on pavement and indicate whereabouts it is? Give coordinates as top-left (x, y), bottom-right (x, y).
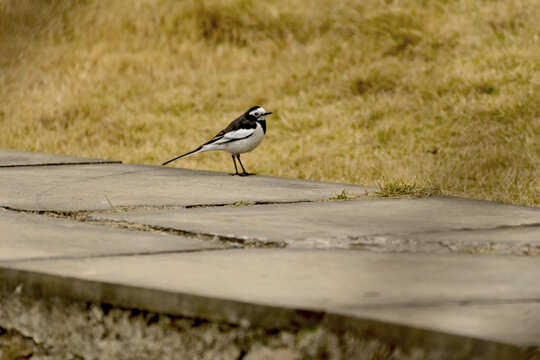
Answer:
top-left (376, 177), bottom-right (442, 198)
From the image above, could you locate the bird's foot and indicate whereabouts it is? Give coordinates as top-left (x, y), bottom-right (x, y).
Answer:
top-left (229, 171), bottom-right (255, 176)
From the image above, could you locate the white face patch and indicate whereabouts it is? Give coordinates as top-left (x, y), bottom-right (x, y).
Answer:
top-left (249, 107), bottom-right (265, 118)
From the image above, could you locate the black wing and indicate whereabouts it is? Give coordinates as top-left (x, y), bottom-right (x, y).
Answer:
top-left (203, 115), bottom-right (257, 146)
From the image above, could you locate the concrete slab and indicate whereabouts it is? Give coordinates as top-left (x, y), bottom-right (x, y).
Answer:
top-left (285, 227), bottom-right (540, 255)
top-left (0, 148), bottom-right (120, 167)
top-left (1, 249), bottom-right (539, 350)
top-left (361, 227), bottom-right (540, 255)
top-left (92, 197), bottom-right (540, 243)
top-left (0, 163), bottom-right (372, 211)
top-left (0, 208), bottom-right (223, 261)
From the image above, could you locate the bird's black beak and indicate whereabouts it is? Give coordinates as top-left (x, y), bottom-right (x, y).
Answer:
top-left (264, 112), bottom-right (272, 116)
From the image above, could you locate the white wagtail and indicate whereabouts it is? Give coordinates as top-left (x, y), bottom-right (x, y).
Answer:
top-left (162, 106), bottom-right (272, 176)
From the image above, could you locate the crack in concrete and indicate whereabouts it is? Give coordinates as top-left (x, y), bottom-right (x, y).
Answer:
top-left (0, 160), bottom-right (121, 168)
top-left (3, 205), bottom-right (540, 256)
top-left (0, 247), bottom-right (233, 264)
top-left (355, 233), bottom-right (540, 256)
top-left (90, 199), bottom-right (323, 213)
top-left (68, 191), bottom-right (374, 214)
top-left (1, 206), bottom-right (286, 249)
top-left (83, 216), bottom-right (286, 249)
top-left (2, 187), bottom-right (372, 215)
top-left (287, 235), bottom-right (540, 256)
top-left (354, 222), bottom-right (540, 239)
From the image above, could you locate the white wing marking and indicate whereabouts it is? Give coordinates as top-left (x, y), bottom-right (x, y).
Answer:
top-left (211, 128), bottom-right (256, 144)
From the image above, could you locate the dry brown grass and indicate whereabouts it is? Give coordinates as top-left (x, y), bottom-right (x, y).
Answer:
top-left (1, 0), bottom-right (539, 205)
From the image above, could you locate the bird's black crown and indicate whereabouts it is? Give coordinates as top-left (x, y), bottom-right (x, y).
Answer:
top-left (246, 105), bottom-right (262, 114)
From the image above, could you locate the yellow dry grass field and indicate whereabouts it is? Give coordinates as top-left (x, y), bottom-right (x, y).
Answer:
top-left (1, 0), bottom-right (539, 205)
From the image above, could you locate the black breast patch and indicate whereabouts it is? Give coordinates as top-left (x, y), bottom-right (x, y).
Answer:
top-left (259, 120), bottom-right (266, 134)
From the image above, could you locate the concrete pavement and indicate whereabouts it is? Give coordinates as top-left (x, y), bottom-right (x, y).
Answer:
top-left (1, 149), bottom-right (539, 359)
top-left (90, 197), bottom-right (540, 249)
top-left (0, 209), bottom-right (225, 262)
top-left (0, 162), bottom-right (371, 211)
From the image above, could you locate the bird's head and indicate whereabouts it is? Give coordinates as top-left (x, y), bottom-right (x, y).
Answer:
top-left (246, 106), bottom-right (272, 120)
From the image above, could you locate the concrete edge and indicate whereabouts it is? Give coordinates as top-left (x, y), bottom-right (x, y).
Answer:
top-left (0, 265), bottom-right (323, 330)
top-left (0, 265), bottom-right (535, 359)
top-left (323, 313), bottom-right (535, 360)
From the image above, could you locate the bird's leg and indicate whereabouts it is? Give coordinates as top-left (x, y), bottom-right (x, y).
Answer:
top-left (230, 154), bottom-right (240, 176)
top-left (237, 155), bottom-right (253, 176)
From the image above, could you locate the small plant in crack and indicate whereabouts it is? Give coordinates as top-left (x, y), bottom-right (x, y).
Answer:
top-left (229, 201), bottom-right (254, 207)
top-left (335, 189), bottom-right (349, 200)
top-left (329, 189), bottom-right (362, 201)
top-left (104, 194), bottom-right (116, 211)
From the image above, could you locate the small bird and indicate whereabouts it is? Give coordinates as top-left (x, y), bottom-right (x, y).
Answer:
top-left (162, 106), bottom-right (272, 176)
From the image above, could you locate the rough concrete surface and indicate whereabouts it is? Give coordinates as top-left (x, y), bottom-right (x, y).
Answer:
top-left (2, 149), bottom-right (540, 360)
top-left (0, 163), bottom-right (373, 211)
top-left (367, 227), bottom-right (540, 255)
top-left (91, 197), bottom-right (540, 244)
top-left (0, 209), bottom-right (224, 261)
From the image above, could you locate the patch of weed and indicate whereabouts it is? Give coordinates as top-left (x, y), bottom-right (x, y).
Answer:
top-left (376, 177), bottom-right (442, 198)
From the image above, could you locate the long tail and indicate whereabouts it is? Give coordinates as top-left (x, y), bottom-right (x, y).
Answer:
top-left (162, 146), bottom-right (203, 165)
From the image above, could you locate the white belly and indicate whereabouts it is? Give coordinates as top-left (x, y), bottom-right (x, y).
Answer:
top-left (209, 124), bottom-right (265, 155)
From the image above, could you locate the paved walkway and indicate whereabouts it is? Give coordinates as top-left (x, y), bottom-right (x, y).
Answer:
top-left (1, 149), bottom-right (539, 359)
